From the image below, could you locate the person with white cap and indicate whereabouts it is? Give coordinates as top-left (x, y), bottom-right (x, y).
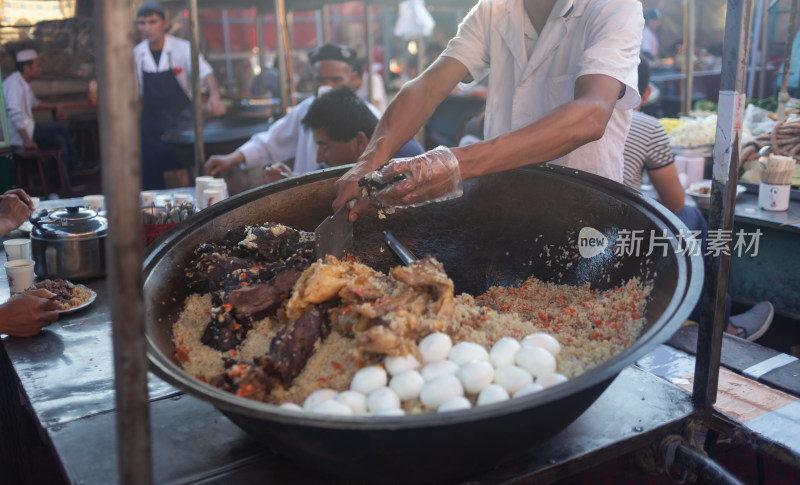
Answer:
top-left (134, 1), bottom-right (226, 190)
top-left (641, 8), bottom-right (663, 62)
top-left (2, 48), bottom-right (90, 171)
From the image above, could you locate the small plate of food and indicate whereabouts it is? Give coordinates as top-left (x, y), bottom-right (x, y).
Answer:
top-left (686, 180), bottom-right (746, 209)
top-left (33, 279), bottom-right (97, 314)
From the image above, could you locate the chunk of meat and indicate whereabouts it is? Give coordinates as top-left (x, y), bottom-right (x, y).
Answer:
top-left (257, 304), bottom-right (330, 387)
top-left (226, 268), bottom-right (303, 321)
top-left (201, 307), bottom-right (252, 352)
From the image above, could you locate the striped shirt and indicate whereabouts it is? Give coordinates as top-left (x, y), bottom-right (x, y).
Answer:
top-left (623, 110), bottom-right (674, 189)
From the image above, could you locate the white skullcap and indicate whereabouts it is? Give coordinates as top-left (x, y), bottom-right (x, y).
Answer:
top-left (16, 49), bottom-right (38, 62)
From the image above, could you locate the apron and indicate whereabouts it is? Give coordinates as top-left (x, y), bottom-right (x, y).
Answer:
top-left (140, 52), bottom-right (193, 190)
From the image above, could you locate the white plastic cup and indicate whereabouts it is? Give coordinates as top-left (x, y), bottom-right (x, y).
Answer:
top-left (207, 179), bottom-right (228, 199)
top-left (173, 193), bottom-right (192, 205)
top-left (139, 191), bottom-right (157, 208)
top-left (5, 259), bottom-right (35, 295)
top-left (4, 238), bottom-right (31, 261)
top-left (83, 194), bottom-right (105, 213)
top-left (758, 182), bottom-right (790, 211)
top-left (195, 176), bottom-right (214, 209)
top-left (203, 189), bottom-right (224, 208)
top-left (30, 197), bottom-right (40, 210)
top-left (678, 155), bottom-right (705, 187)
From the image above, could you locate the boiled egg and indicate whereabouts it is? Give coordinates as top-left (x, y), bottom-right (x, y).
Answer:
top-left (477, 384), bottom-right (510, 406)
top-left (336, 390), bottom-right (368, 415)
top-left (521, 333), bottom-right (561, 357)
top-left (311, 400), bottom-right (353, 416)
top-left (514, 346), bottom-right (557, 377)
top-left (385, 354), bottom-right (420, 376)
top-left (303, 388), bottom-right (338, 410)
top-left (448, 342), bottom-right (489, 365)
top-left (536, 372), bottom-right (569, 388)
top-left (493, 364), bottom-right (534, 395)
top-left (389, 370), bottom-right (425, 401)
top-left (489, 337), bottom-right (521, 367)
top-left (420, 374), bottom-right (464, 410)
top-left (421, 360), bottom-right (459, 381)
top-left (456, 360), bottom-right (495, 394)
top-left (367, 387), bottom-right (401, 413)
top-left (419, 332), bottom-right (453, 363)
top-left (350, 365), bottom-right (388, 394)
top-left (437, 396), bottom-right (472, 413)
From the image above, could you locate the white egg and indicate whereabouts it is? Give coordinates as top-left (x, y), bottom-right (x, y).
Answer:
top-left (514, 346), bottom-right (557, 377)
top-left (419, 332), bottom-right (453, 363)
top-left (493, 365), bottom-right (534, 395)
top-left (489, 337), bottom-right (521, 367)
top-left (536, 372), bottom-right (569, 388)
top-left (437, 396), bottom-right (472, 413)
top-left (477, 384), bottom-right (510, 406)
top-left (350, 365), bottom-right (388, 394)
top-left (513, 383), bottom-right (545, 398)
top-left (448, 342), bottom-right (489, 365)
top-left (421, 360), bottom-right (460, 381)
top-left (279, 402), bottom-right (303, 412)
top-left (456, 360), bottom-right (495, 394)
top-left (420, 375), bottom-right (464, 410)
top-left (335, 390), bottom-right (368, 415)
top-left (385, 355), bottom-right (420, 376)
top-left (521, 333), bottom-right (561, 357)
top-left (373, 407), bottom-right (406, 417)
top-left (366, 387), bottom-right (401, 413)
top-left (311, 400), bottom-right (353, 416)
top-left (303, 388), bottom-right (338, 410)
top-left (389, 370), bottom-right (425, 401)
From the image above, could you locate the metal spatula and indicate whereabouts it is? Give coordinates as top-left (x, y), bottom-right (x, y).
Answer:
top-left (314, 205), bottom-right (353, 259)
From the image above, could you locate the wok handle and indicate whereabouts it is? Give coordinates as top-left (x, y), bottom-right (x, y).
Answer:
top-left (384, 231), bottom-right (418, 265)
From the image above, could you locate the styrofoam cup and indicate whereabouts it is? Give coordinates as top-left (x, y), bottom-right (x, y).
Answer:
top-left (195, 176), bottom-right (215, 209)
top-left (5, 259), bottom-right (35, 294)
top-left (4, 238), bottom-right (31, 261)
top-left (203, 189), bottom-right (224, 208)
top-left (83, 194), bottom-right (105, 213)
top-left (758, 182), bottom-right (790, 212)
top-left (139, 191), bottom-right (157, 208)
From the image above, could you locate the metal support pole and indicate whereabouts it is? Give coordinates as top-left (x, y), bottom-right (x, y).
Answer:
top-left (95, 0), bottom-right (152, 482)
top-left (276, 0), bottom-right (289, 113)
top-left (365, 1), bottom-right (374, 106)
top-left (694, 0), bottom-right (753, 411)
top-left (222, 9), bottom-right (235, 92)
top-left (748, 0), bottom-right (764, 99)
top-left (256, 6), bottom-right (267, 81)
top-left (321, 6), bottom-right (330, 44)
top-left (276, 0), bottom-right (296, 108)
top-left (684, 0), bottom-right (696, 115)
top-left (188, 0), bottom-right (205, 175)
top-left (757, 0), bottom-right (770, 99)
top-left (777, 0), bottom-right (799, 122)
top-left (382, 5), bottom-right (392, 88)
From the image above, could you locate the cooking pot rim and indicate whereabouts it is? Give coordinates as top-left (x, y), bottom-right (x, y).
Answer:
top-left (144, 164), bottom-right (703, 430)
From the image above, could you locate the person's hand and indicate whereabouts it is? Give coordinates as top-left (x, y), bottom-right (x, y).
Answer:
top-left (368, 146), bottom-right (463, 208)
top-left (2, 188), bottom-right (34, 210)
top-left (264, 162), bottom-right (293, 183)
top-left (0, 192), bottom-right (34, 231)
top-left (23, 138), bottom-right (38, 150)
top-left (0, 289), bottom-right (59, 337)
top-left (333, 151), bottom-right (389, 222)
top-left (204, 153), bottom-right (240, 177)
top-left (206, 97), bottom-right (226, 117)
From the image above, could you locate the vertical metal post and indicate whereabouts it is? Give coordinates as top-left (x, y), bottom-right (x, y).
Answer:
top-left (95, 0), bottom-right (152, 483)
top-left (748, 0), bottom-right (764, 99)
top-left (321, 5), bottom-right (330, 44)
top-left (222, 9), bottom-right (235, 91)
top-left (365, 1), bottom-right (374, 105)
top-left (694, 0), bottom-right (753, 410)
top-left (256, 6), bottom-right (267, 86)
top-left (777, 0), bottom-right (799, 122)
top-left (757, 0), bottom-right (770, 99)
top-left (684, 0), bottom-right (696, 115)
top-left (188, 0), bottom-right (205, 175)
top-left (315, 10), bottom-right (324, 45)
top-left (276, 0), bottom-right (296, 110)
top-left (383, 5), bottom-right (392, 88)
top-left (276, 0), bottom-right (289, 114)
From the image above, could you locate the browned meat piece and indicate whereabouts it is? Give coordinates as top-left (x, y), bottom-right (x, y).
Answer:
top-left (257, 304), bottom-right (331, 387)
top-left (34, 279), bottom-right (78, 306)
top-left (201, 307), bottom-right (253, 351)
top-left (206, 256), bottom-right (259, 293)
top-left (236, 223), bottom-right (306, 262)
top-left (209, 362), bottom-right (274, 402)
top-left (390, 256), bottom-right (455, 319)
top-left (226, 268), bottom-right (303, 321)
top-left (184, 243), bottom-right (233, 292)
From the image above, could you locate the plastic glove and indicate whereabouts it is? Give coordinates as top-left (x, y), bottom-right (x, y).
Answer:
top-left (367, 146), bottom-right (463, 208)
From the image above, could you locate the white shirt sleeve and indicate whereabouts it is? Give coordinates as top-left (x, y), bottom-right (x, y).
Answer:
top-left (198, 52), bottom-right (214, 87)
top-left (235, 98), bottom-right (312, 169)
top-left (440, 0), bottom-right (492, 83)
top-left (577, 0), bottom-right (643, 109)
top-left (3, 76), bottom-right (28, 133)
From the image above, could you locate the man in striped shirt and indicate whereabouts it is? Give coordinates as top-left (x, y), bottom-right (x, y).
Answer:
top-left (623, 56), bottom-right (774, 341)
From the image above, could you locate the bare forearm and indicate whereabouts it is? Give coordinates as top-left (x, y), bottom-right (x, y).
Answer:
top-left (454, 98), bottom-right (609, 180)
top-left (204, 73), bottom-right (222, 100)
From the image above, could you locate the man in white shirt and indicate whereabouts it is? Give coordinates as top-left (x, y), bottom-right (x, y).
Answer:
top-left (640, 8), bottom-right (662, 62)
top-left (134, 1), bottom-right (225, 189)
top-left (2, 49), bottom-right (89, 171)
top-left (204, 43), bottom-right (376, 181)
top-left (334, 0), bottom-right (642, 217)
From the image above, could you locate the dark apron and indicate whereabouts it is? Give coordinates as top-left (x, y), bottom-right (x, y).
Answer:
top-left (140, 52), bottom-right (193, 190)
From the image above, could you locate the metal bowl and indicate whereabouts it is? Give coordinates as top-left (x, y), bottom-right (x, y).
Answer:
top-left (144, 165), bottom-right (703, 483)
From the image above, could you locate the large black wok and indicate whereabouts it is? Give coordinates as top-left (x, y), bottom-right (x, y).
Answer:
top-left (144, 165), bottom-right (703, 483)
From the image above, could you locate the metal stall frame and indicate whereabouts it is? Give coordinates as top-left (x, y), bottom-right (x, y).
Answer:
top-left (98, 0), bottom-right (756, 482)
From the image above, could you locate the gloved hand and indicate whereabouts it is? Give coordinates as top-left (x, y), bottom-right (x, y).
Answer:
top-left (368, 146), bottom-right (463, 208)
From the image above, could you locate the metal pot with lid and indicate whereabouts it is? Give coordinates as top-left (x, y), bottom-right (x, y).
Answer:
top-left (30, 206), bottom-right (107, 280)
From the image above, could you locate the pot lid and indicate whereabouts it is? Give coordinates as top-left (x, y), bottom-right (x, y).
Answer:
top-left (31, 206), bottom-right (108, 240)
